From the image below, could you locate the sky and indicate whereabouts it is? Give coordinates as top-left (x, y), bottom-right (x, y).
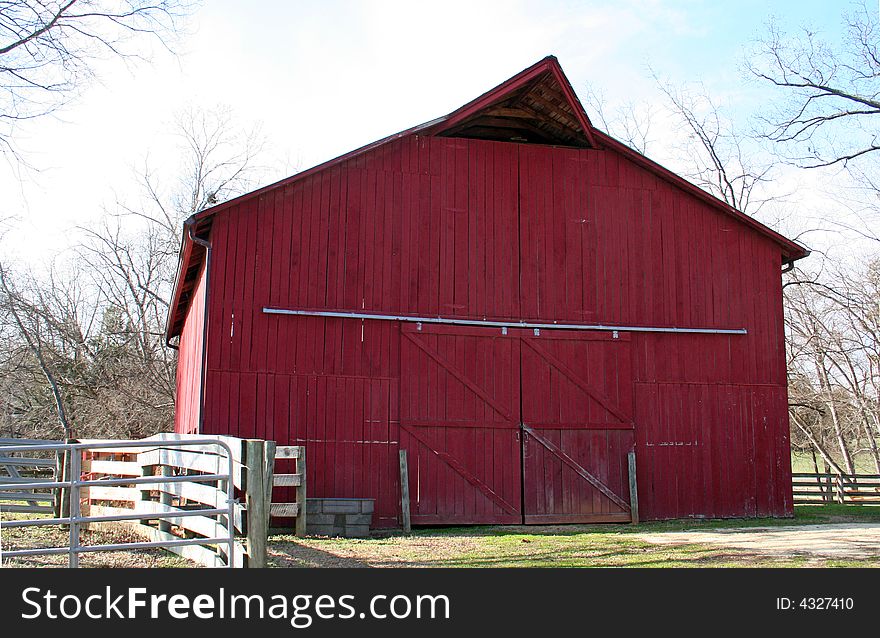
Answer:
top-left (0, 0), bottom-right (863, 264)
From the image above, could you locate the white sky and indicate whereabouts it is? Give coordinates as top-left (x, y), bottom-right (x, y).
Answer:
top-left (0, 0), bottom-right (866, 265)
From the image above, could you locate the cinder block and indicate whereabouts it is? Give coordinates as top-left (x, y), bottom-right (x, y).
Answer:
top-left (305, 498), bottom-right (326, 513)
top-left (343, 513), bottom-right (373, 525)
top-left (322, 499), bottom-right (362, 513)
top-left (304, 498), bottom-right (375, 536)
top-left (344, 524), bottom-right (370, 538)
top-left (307, 524), bottom-right (337, 537)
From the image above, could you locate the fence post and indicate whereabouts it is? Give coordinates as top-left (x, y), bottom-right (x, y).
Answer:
top-left (158, 464), bottom-right (172, 533)
top-left (244, 439), bottom-right (268, 568)
top-left (53, 450), bottom-right (64, 518)
top-left (68, 449), bottom-right (81, 568)
top-left (263, 440), bottom-right (276, 536)
top-left (295, 445), bottom-right (307, 537)
top-left (80, 451), bottom-right (91, 531)
top-left (813, 471), bottom-right (825, 502)
top-left (59, 444), bottom-right (72, 529)
top-left (399, 450), bottom-right (411, 534)
top-left (836, 474), bottom-right (845, 504)
top-left (263, 441), bottom-right (277, 552)
top-left (627, 450), bottom-right (639, 525)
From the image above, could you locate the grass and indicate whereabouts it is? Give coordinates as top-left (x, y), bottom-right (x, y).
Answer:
top-left (267, 505), bottom-right (880, 569)
top-left (4, 503), bottom-right (879, 569)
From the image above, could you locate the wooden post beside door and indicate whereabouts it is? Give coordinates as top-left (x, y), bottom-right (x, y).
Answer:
top-left (627, 450), bottom-right (639, 525)
top-left (399, 450), bottom-right (411, 534)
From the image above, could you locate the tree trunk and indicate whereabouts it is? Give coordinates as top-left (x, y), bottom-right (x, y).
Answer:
top-left (816, 358), bottom-right (856, 475)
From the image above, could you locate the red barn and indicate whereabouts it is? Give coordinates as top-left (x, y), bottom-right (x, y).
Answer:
top-left (166, 57), bottom-right (808, 528)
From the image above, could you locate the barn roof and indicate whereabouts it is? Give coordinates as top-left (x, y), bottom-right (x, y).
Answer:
top-left (165, 56), bottom-right (809, 343)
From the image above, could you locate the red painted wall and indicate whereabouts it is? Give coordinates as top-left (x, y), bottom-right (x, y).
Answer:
top-left (174, 262), bottom-right (206, 435)
top-left (185, 134), bottom-right (791, 525)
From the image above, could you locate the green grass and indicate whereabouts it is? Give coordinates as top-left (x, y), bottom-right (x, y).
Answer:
top-left (267, 505), bottom-right (880, 569)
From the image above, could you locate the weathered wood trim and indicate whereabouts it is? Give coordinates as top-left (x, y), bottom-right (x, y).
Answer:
top-left (244, 440), bottom-right (268, 568)
top-left (628, 450), bottom-right (639, 524)
top-left (399, 450), bottom-right (411, 534)
top-left (294, 446), bottom-right (307, 537)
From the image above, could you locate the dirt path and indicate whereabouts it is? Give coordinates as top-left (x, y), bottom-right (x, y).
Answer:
top-left (637, 523), bottom-right (880, 559)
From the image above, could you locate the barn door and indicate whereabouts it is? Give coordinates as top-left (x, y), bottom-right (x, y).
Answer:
top-left (520, 332), bottom-right (634, 523)
top-left (399, 324), bottom-right (522, 524)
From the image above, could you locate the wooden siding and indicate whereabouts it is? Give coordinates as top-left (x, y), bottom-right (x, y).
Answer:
top-left (189, 133), bottom-right (792, 525)
top-left (174, 262), bottom-right (207, 435)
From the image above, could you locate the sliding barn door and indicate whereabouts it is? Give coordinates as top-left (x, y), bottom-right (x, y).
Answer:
top-left (399, 324), bottom-right (522, 524)
top-left (520, 332), bottom-right (634, 523)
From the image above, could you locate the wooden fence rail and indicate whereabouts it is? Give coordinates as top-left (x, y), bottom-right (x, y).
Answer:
top-left (792, 472), bottom-right (880, 505)
top-left (81, 434), bottom-right (275, 567)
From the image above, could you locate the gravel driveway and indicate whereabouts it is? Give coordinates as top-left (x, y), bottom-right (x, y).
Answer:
top-left (637, 523), bottom-right (880, 559)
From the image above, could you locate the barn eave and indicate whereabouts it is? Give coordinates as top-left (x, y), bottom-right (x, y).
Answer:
top-left (165, 215), bottom-right (212, 345)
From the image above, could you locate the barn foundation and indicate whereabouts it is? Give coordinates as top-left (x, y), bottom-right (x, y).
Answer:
top-left (306, 498), bottom-right (375, 537)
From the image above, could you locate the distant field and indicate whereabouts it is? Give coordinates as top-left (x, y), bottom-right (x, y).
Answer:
top-left (791, 452), bottom-right (876, 474)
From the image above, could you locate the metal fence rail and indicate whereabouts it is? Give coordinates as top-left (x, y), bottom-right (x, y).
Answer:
top-left (0, 439), bottom-right (237, 568)
top-left (0, 438), bottom-right (58, 515)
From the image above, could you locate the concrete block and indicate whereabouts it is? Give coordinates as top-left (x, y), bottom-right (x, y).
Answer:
top-left (305, 498), bottom-right (326, 513)
top-left (344, 524), bottom-right (370, 538)
top-left (322, 499), bottom-right (363, 513)
top-left (304, 498), bottom-right (375, 536)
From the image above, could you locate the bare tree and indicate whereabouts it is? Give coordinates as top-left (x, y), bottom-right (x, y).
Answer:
top-left (0, 0), bottom-right (192, 158)
top-left (586, 76), bottom-right (778, 216)
top-left (583, 85), bottom-right (654, 154)
top-left (0, 249), bottom-right (107, 439)
top-left (785, 258), bottom-right (880, 475)
top-left (747, 2), bottom-right (880, 169)
top-left (0, 262), bottom-right (73, 438)
top-left (0, 106), bottom-right (267, 439)
top-left (72, 105), bottom-right (266, 434)
top-left (654, 78), bottom-right (779, 216)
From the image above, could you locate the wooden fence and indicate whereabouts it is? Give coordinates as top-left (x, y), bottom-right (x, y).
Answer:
top-left (792, 472), bottom-right (880, 505)
top-left (80, 434), bottom-right (306, 567)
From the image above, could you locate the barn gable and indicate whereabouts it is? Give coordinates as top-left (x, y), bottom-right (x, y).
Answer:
top-left (425, 55), bottom-right (597, 147)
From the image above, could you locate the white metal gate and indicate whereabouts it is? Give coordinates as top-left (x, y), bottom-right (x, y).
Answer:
top-left (0, 439), bottom-right (237, 568)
